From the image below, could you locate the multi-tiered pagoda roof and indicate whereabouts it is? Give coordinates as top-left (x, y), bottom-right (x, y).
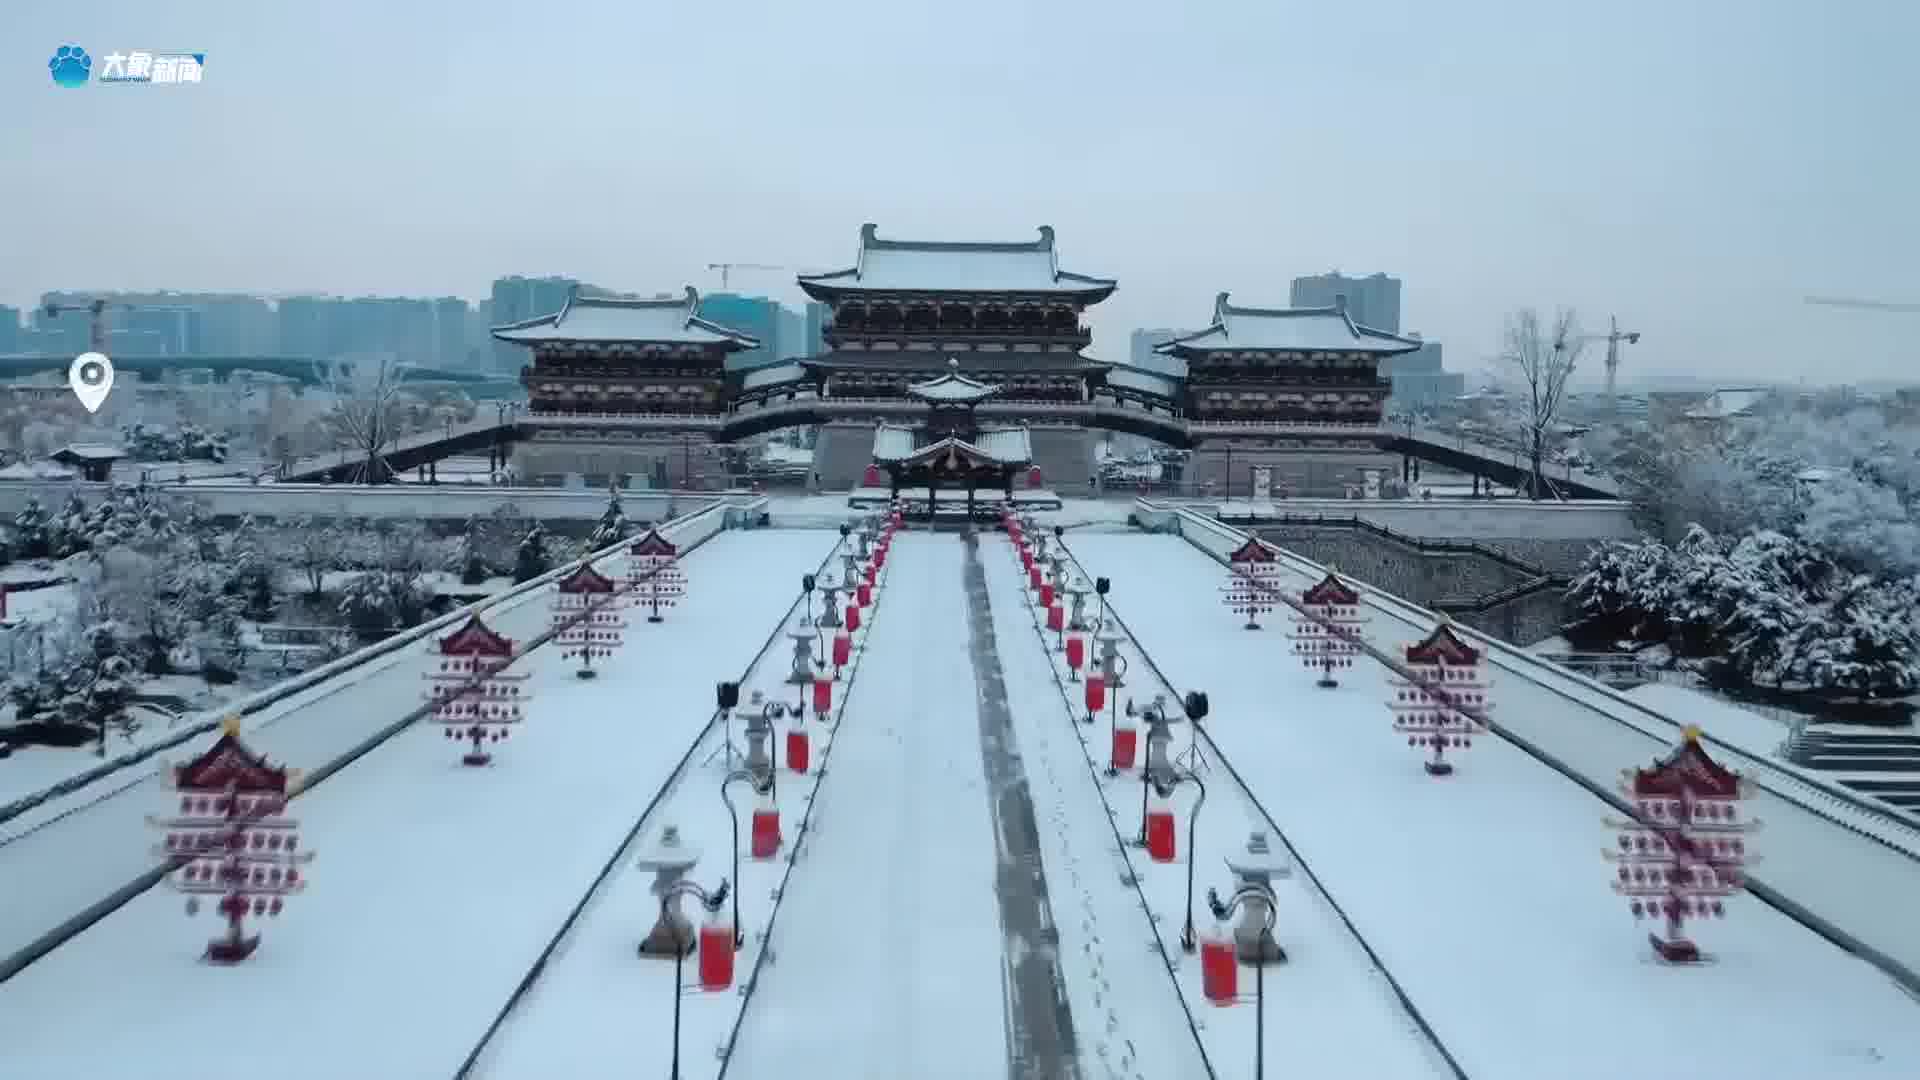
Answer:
top-left (493, 287), bottom-right (760, 353)
top-left (1157, 293), bottom-right (1421, 360)
top-left (798, 224), bottom-right (1117, 302)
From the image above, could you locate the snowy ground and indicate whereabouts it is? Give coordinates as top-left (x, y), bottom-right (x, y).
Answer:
top-left (0, 529), bottom-right (842, 1080)
top-left (987, 535), bottom-right (1452, 1080)
top-left (1066, 532), bottom-right (1920, 1080)
top-left (1627, 683), bottom-right (1794, 760)
top-left (726, 534), bottom-right (1011, 1080)
top-left (471, 535), bottom-right (892, 1079)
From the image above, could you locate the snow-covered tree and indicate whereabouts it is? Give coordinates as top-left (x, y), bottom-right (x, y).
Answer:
top-left (514, 525), bottom-right (551, 584)
top-left (7, 619), bottom-right (141, 754)
top-left (1785, 575), bottom-right (1920, 697)
top-left (13, 496), bottom-right (50, 559)
top-left (449, 516), bottom-right (491, 585)
top-left (317, 353), bottom-right (409, 484)
top-left (1497, 308), bottom-right (1586, 499)
top-left (337, 570), bottom-right (436, 637)
top-left (277, 514), bottom-right (343, 597)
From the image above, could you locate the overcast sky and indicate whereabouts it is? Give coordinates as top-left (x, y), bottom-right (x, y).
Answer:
top-left (7, 0), bottom-right (1917, 382)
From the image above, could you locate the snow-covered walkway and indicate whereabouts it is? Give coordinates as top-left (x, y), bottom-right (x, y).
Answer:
top-left (0, 529), bottom-right (837, 1080)
top-left (1068, 533), bottom-right (1920, 1080)
top-left (727, 534), bottom-right (1011, 1080)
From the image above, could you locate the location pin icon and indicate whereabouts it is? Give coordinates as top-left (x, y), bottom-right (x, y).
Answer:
top-left (70, 352), bottom-right (114, 414)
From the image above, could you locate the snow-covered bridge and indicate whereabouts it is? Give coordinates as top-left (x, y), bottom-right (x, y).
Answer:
top-left (2, 494), bottom-right (1914, 1079)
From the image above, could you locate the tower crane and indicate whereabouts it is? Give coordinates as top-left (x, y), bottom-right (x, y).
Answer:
top-left (1570, 316), bottom-right (1642, 412)
top-left (41, 297), bottom-right (136, 354)
top-left (705, 263), bottom-right (824, 290)
top-left (1805, 295), bottom-right (1920, 314)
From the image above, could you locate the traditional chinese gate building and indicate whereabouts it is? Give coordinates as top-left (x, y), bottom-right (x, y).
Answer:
top-left (870, 363), bottom-right (1035, 520)
top-left (495, 287), bottom-right (759, 488)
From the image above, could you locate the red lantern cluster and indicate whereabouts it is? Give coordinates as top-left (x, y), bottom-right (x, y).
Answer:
top-left (626, 530), bottom-right (687, 622)
top-left (424, 614), bottom-right (533, 767)
top-left (1606, 730), bottom-right (1755, 962)
top-left (1387, 622), bottom-right (1492, 777)
top-left (1220, 539), bottom-right (1279, 628)
top-left (150, 724), bottom-right (311, 964)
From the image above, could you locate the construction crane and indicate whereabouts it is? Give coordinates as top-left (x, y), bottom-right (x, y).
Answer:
top-left (41, 297), bottom-right (135, 354)
top-left (705, 263), bottom-right (824, 290)
top-left (1570, 316), bottom-right (1643, 412)
top-left (1805, 295), bottom-right (1920, 313)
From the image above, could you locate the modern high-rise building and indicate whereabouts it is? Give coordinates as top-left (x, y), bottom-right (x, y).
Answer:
top-left (698, 293), bottom-right (785, 370)
top-left (490, 276), bottom-right (587, 373)
top-left (431, 297), bottom-right (470, 369)
top-left (0, 306), bottom-right (21, 354)
top-left (1128, 328), bottom-right (1192, 371)
top-left (802, 301), bottom-right (831, 357)
top-left (1290, 272), bottom-right (1402, 334)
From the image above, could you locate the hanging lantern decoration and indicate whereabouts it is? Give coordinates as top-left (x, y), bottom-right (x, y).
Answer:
top-left (150, 717), bottom-right (313, 965)
top-left (551, 562), bottom-right (628, 678)
top-left (1604, 726), bottom-right (1759, 964)
top-left (1220, 538), bottom-right (1278, 630)
top-left (423, 613), bottom-right (532, 767)
top-left (1386, 617), bottom-right (1490, 777)
top-left (1290, 570), bottom-right (1368, 688)
top-left (626, 528), bottom-right (686, 623)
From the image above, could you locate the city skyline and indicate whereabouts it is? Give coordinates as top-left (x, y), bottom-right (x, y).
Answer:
top-left (8, 0), bottom-right (1917, 383)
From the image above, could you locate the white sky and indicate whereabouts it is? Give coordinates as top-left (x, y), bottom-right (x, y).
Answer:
top-left (5, 0), bottom-right (1918, 381)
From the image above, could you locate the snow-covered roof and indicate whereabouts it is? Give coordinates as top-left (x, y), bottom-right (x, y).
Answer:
top-left (492, 287), bottom-right (760, 349)
top-left (1683, 387), bottom-right (1770, 420)
top-left (1101, 363), bottom-right (1181, 400)
top-left (50, 443), bottom-right (128, 462)
top-left (1159, 293), bottom-right (1421, 356)
top-left (0, 461), bottom-right (73, 480)
top-left (907, 363), bottom-right (1001, 404)
top-left (798, 224), bottom-right (1117, 299)
top-left (871, 426), bottom-right (1032, 466)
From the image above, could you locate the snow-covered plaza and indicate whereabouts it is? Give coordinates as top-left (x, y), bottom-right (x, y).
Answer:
top-left (2, 498), bottom-right (1919, 1080)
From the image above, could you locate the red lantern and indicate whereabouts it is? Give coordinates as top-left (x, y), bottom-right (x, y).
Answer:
top-left (832, 630), bottom-right (852, 669)
top-left (1145, 783), bottom-right (1176, 863)
top-left (845, 603), bottom-right (862, 632)
top-left (698, 906), bottom-right (735, 990)
top-left (857, 582), bottom-right (872, 607)
top-left (1038, 583), bottom-right (1054, 608)
top-left (751, 791), bottom-right (781, 860)
top-left (1028, 564), bottom-right (1042, 589)
top-left (1201, 929), bottom-right (1238, 1006)
top-left (1085, 672), bottom-right (1106, 715)
top-left (812, 676), bottom-right (832, 715)
top-left (863, 464), bottom-right (880, 487)
top-left (787, 722), bottom-right (810, 774)
top-left (1026, 465), bottom-right (1043, 489)
top-left (1065, 634), bottom-right (1086, 672)
top-left (1046, 604), bottom-right (1065, 633)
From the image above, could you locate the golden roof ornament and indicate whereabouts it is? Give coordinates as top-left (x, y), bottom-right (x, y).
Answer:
top-left (220, 714), bottom-right (242, 738)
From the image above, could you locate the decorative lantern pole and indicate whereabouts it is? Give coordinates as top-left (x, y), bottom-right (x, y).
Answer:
top-left (1387, 618), bottom-right (1491, 777)
top-left (719, 766), bottom-right (775, 948)
top-left (1205, 884), bottom-right (1280, 1080)
top-left (1290, 570), bottom-right (1366, 689)
top-left (551, 562), bottom-right (627, 679)
top-left (1220, 538), bottom-right (1279, 630)
top-left (148, 716), bottom-right (312, 964)
top-left (423, 614), bottom-right (531, 767)
top-left (626, 528), bottom-right (685, 623)
top-left (1605, 725), bottom-right (1760, 963)
top-left (661, 877), bottom-right (730, 1080)
top-left (634, 824), bottom-right (701, 957)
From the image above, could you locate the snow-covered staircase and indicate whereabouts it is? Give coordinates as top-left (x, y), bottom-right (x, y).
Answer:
top-left (1784, 728), bottom-right (1920, 811)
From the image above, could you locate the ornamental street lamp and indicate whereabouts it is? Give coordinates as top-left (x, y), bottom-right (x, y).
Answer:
top-left (661, 876), bottom-right (729, 1080)
top-left (1208, 883), bottom-right (1280, 1080)
top-left (718, 768), bottom-right (769, 949)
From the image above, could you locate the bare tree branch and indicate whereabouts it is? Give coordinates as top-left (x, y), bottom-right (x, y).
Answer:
top-left (317, 352), bottom-right (408, 484)
top-left (1500, 307), bottom-right (1587, 499)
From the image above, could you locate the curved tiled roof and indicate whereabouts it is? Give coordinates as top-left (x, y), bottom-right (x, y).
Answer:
top-left (1158, 292), bottom-right (1420, 356)
top-left (799, 224), bottom-right (1117, 300)
top-left (492, 286), bottom-right (760, 349)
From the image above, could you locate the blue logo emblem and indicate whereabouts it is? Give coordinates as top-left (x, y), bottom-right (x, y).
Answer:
top-left (49, 45), bottom-right (92, 87)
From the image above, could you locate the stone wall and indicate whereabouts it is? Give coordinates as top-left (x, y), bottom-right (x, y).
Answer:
top-left (1187, 445), bottom-right (1401, 498)
top-left (1252, 519), bottom-right (1570, 646)
top-left (513, 432), bottom-right (725, 490)
top-left (814, 421), bottom-right (879, 490)
top-left (1026, 426), bottom-right (1095, 493)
